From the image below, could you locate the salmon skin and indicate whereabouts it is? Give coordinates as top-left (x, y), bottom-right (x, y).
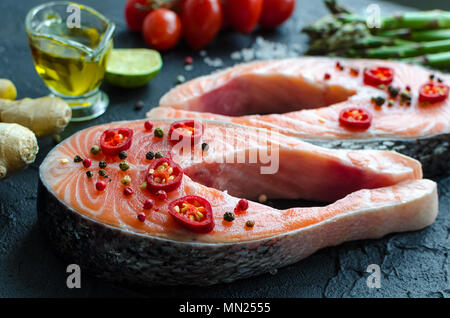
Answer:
top-left (38, 119), bottom-right (438, 286)
top-left (148, 57), bottom-right (450, 176)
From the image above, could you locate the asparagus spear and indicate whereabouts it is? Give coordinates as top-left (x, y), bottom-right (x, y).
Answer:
top-left (377, 29), bottom-right (450, 42)
top-left (340, 11), bottom-right (450, 31)
top-left (404, 51), bottom-right (450, 69)
top-left (348, 39), bottom-right (450, 59)
top-left (324, 0), bottom-right (350, 15)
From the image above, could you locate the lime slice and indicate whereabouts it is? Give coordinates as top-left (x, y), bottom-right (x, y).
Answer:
top-left (105, 49), bottom-right (163, 88)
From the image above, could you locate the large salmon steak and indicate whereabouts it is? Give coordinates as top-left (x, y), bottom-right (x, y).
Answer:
top-left (38, 119), bottom-right (438, 286)
top-left (148, 57), bottom-right (450, 176)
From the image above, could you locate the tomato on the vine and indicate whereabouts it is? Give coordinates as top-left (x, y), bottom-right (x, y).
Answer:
top-left (259, 0), bottom-right (295, 29)
top-left (182, 0), bottom-right (223, 50)
top-left (223, 0), bottom-right (263, 34)
top-left (142, 9), bottom-right (182, 51)
top-left (124, 0), bottom-right (153, 32)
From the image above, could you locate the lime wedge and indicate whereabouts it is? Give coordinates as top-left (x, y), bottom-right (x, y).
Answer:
top-left (105, 49), bottom-right (163, 88)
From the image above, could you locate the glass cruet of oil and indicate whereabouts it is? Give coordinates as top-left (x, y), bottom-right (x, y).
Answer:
top-left (25, 2), bottom-right (115, 121)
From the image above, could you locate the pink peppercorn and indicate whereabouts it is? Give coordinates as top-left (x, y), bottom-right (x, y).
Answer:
top-left (324, 73), bottom-right (331, 80)
top-left (137, 212), bottom-right (146, 222)
top-left (185, 56), bottom-right (193, 65)
top-left (144, 121), bottom-right (153, 131)
top-left (143, 198), bottom-right (154, 210)
top-left (156, 190), bottom-right (167, 200)
top-left (96, 181), bottom-right (106, 191)
top-left (83, 158), bottom-right (92, 168)
top-left (236, 199), bottom-right (249, 211)
top-left (124, 187), bottom-right (134, 196)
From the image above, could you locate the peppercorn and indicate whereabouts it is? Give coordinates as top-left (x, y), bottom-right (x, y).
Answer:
top-left (144, 121), bottom-right (153, 131)
top-left (438, 78), bottom-right (444, 83)
top-left (53, 134), bottom-right (61, 144)
top-left (73, 155), bottom-right (83, 163)
top-left (155, 152), bottom-right (163, 159)
top-left (119, 161), bottom-right (130, 171)
top-left (86, 171), bottom-right (93, 178)
top-left (185, 56), bottom-right (193, 65)
top-left (143, 198), bottom-right (154, 210)
top-left (99, 169), bottom-right (107, 177)
top-left (154, 127), bottom-right (164, 138)
top-left (156, 190), bottom-right (167, 200)
top-left (372, 96), bottom-right (385, 106)
top-left (258, 194), bottom-right (268, 204)
top-left (223, 212), bottom-right (235, 222)
top-left (96, 181), bottom-right (106, 191)
top-left (135, 100), bottom-right (145, 110)
top-left (124, 187), bottom-right (134, 196)
top-left (121, 175), bottom-right (131, 185)
top-left (429, 74), bottom-right (435, 81)
top-left (137, 212), bottom-right (146, 222)
top-left (236, 199), bottom-right (249, 211)
top-left (388, 85), bottom-right (399, 98)
top-left (400, 91), bottom-right (411, 104)
top-left (202, 142), bottom-right (209, 152)
top-left (99, 160), bottom-right (107, 169)
top-left (246, 220), bottom-right (255, 228)
top-left (324, 73), bottom-right (331, 80)
top-left (82, 158), bottom-right (92, 168)
top-left (90, 145), bottom-right (100, 155)
top-left (118, 151), bottom-right (128, 160)
top-left (388, 100), bottom-right (394, 107)
top-left (146, 151), bottom-right (155, 160)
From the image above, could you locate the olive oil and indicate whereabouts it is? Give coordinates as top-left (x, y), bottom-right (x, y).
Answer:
top-left (28, 19), bottom-right (112, 97)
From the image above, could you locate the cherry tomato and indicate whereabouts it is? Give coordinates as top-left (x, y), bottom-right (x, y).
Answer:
top-left (100, 128), bottom-right (134, 156)
top-left (142, 9), bottom-right (182, 51)
top-left (339, 108), bottom-right (372, 130)
top-left (124, 0), bottom-right (152, 32)
top-left (182, 0), bottom-right (223, 50)
top-left (224, 0), bottom-right (263, 34)
top-left (168, 195), bottom-right (215, 233)
top-left (259, 0), bottom-right (295, 29)
top-left (169, 120), bottom-right (204, 146)
top-left (419, 82), bottom-right (449, 104)
top-left (363, 66), bottom-right (394, 87)
top-left (146, 158), bottom-right (183, 193)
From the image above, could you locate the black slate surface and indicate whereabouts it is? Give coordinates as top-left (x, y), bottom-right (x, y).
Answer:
top-left (0, 0), bottom-right (449, 298)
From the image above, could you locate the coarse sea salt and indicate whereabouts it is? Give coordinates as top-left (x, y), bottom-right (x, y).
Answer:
top-left (231, 36), bottom-right (303, 61)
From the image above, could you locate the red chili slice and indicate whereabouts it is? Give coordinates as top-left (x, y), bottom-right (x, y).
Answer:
top-left (419, 82), bottom-right (449, 104)
top-left (168, 195), bottom-right (214, 233)
top-left (363, 67), bottom-right (394, 86)
top-left (100, 128), bottom-right (133, 156)
top-left (169, 120), bottom-right (204, 146)
top-left (146, 158), bottom-right (183, 193)
top-left (339, 107), bottom-right (372, 130)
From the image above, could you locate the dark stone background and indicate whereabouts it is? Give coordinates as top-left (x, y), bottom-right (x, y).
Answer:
top-left (0, 0), bottom-right (448, 298)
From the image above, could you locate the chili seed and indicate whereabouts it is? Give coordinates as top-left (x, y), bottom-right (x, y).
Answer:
top-left (119, 161), bottom-right (130, 171)
top-left (377, 84), bottom-right (385, 90)
top-left (144, 121), bottom-right (153, 131)
top-left (140, 182), bottom-right (147, 190)
top-left (82, 158), bottom-right (92, 168)
top-left (86, 171), bottom-right (93, 178)
top-left (154, 128), bottom-right (164, 138)
top-left (60, 158), bottom-right (69, 165)
top-left (99, 160), bottom-right (107, 169)
top-left (137, 212), bottom-right (146, 222)
top-left (155, 152), bottom-right (163, 159)
top-left (135, 100), bottom-right (145, 110)
top-left (156, 190), bottom-right (167, 200)
top-left (245, 220), bottom-right (255, 228)
top-left (118, 151), bottom-right (128, 160)
top-left (146, 151), bottom-right (155, 160)
top-left (90, 145), bottom-right (100, 155)
top-left (201, 142), bottom-right (209, 152)
top-left (143, 198), bottom-right (154, 210)
top-left (124, 187), bottom-right (134, 196)
top-left (74, 155), bottom-right (83, 163)
top-left (223, 212), bottom-right (235, 222)
top-left (121, 175), bottom-right (131, 185)
top-left (388, 85), bottom-right (399, 98)
top-left (96, 181), bottom-right (106, 191)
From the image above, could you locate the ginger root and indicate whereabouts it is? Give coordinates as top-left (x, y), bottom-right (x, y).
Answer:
top-left (0, 79), bottom-right (17, 100)
top-left (0, 96), bottom-right (71, 137)
top-left (0, 123), bottom-right (38, 180)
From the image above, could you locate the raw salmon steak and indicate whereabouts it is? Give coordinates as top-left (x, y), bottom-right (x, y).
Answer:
top-left (38, 119), bottom-right (438, 286)
top-left (148, 57), bottom-right (450, 176)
